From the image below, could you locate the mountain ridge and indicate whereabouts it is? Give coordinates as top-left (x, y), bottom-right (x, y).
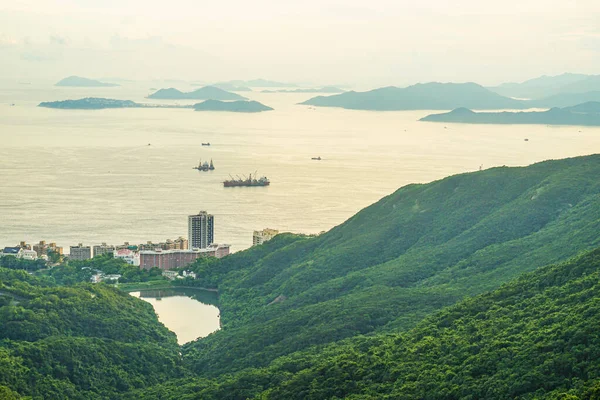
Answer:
top-left (300, 82), bottom-right (527, 110)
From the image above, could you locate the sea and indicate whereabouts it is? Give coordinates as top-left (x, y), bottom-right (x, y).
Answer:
top-left (2, 81), bottom-right (600, 252)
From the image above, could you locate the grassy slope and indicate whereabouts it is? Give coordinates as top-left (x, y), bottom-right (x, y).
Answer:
top-left (183, 154), bottom-right (600, 376)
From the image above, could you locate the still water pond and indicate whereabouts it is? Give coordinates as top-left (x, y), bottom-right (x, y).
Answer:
top-left (129, 288), bottom-right (220, 344)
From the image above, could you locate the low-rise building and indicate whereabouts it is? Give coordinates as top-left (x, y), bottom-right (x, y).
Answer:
top-left (1, 247), bottom-right (23, 258)
top-left (69, 244), bottom-right (92, 261)
top-left (21, 249), bottom-right (37, 260)
top-left (162, 270), bottom-right (179, 280)
top-left (253, 228), bottom-right (279, 246)
top-left (114, 248), bottom-right (140, 266)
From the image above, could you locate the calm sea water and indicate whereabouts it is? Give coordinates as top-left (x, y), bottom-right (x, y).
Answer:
top-left (2, 82), bottom-right (600, 251)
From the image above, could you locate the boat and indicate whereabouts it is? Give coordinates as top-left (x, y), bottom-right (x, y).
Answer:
top-left (202, 142), bottom-right (211, 146)
top-left (193, 159), bottom-right (213, 171)
top-left (311, 156), bottom-right (322, 160)
top-left (223, 173), bottom-right (270, 187)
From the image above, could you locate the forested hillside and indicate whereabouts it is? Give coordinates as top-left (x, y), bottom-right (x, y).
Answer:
top-left (0, 269), bottom-right (185, 399)
top-left (182, 155), bottom-right (600, 376)
top-left (131, 246), bottom-right (600, 399)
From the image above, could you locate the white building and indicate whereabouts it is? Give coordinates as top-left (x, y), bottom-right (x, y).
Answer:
top-left (114, 248), bottom-right (140, 266)
top-left (21, 249), bottom-right (38, 260)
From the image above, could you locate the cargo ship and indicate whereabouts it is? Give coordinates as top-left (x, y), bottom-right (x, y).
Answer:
top-left (224, 173), bottom-right (270, 187)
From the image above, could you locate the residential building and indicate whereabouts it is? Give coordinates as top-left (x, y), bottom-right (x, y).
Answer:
top-left (93, 243), bottom-right (115, 257)
top-left (174, 236), bottom-right (188, 250)
top-left (1, 247), bottom-right (23, 258)
top-left (188, 211), bottom-right (214, 249)
top-left (33, 241), bottom-right (47, 257)
top-left (48, 243), bottom-right (63, 255)
top-left (69, 244), bottom-right (92, 261)
top-left (210, 243), bottom-right (231, 258)
top-left (21, 249), bottom-right (37, 260)
top-left (33, 241), bottom-right (64, 257)
top-left (139, 244), bottom-right (229, 270)
top-left (253, 228), bottom-right (279, 246)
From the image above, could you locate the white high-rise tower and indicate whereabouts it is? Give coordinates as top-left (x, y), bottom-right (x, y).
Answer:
top-left (188, 211), bottom-right (214, 249)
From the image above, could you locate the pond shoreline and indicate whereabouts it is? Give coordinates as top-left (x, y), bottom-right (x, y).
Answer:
top-left (117, 281), bottom-right (219, 293)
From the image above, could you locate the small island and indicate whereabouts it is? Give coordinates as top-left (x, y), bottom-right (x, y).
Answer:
top-left (38, 97), bottom-right (193, 110)
top-left (39, 98), bottom-right (139, 109)
top-left (55, 76), bottom-right (120, 87)
top-left (193, 100), bottom-right (273, 113)
top-left (148, 86), bottom-right (246, 101)
top-left (420, 102), bottom-right (600, 126)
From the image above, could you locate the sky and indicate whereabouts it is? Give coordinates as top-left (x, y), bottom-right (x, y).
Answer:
top-left (1, 0), bottom-right (599, 87)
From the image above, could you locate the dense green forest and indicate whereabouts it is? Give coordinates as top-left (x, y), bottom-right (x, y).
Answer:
top-left (1, 154), bottom-right (599, 398)
top-left (129, 246), bottom-right (600, 399)
top-left (0, 269), bottom-right (184, 399)
top-left (180, 155), bottom-right (600, 376)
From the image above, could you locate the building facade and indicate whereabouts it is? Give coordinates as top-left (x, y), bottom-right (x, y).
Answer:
top-left (252, 228), bottom-right (279, 246)
top-left (188, 211), bottom-right (214, 249)
top-left (139, 244), bottom-right (230, 270)
top-left (93, 243), bottom-right (115, 257)
top-left (114, 249), bottom-right (140, 266)
top-left (69, 244), bottom-right (92, 260)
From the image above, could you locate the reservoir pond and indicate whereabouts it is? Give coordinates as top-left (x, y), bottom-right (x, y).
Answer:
top-left (129, 287), bottom-right (220, 344)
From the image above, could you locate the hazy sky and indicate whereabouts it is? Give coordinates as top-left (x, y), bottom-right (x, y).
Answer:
top-left (1, 0), bottom-right (599, 87)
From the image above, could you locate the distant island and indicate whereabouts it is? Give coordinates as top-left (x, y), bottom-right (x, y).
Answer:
top-left (210, 82), bottom-right (253, 92)
top-left (263, 87), bottom-right (345, 94)
top-left (300, 83), bottom-right (528, 111)
top-left (147, 86), bottom-right (246, 100)
top-left (193, 100), bottom-right (273, 113)
top-left (37, 97), bottom-right (272, 112)
top-left (38, 97), bottom-right (192, 110)
top-left (488, 73), bottom-right (600, 99)
top-left (55, 76), bottom-right (120, 87)
top-left (420, 102), bottom-right (600, 126)
top-left (531, 91), bottom-right (600, 108)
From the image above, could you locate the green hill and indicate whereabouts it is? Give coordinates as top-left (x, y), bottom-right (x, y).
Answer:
top-left (0, 269), bottom-right (184, 399)
top-left (178, 154), bottom-right (600, 377)
top-left (300, 82), bottom-right (527, 110)
top-left (132, 246), bottom-right (600, 399)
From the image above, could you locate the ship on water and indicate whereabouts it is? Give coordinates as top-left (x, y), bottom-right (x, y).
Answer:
top-left (223, 173), bottom-right (270, 187)
top-left (193, 159), bottom-right (215, 171)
